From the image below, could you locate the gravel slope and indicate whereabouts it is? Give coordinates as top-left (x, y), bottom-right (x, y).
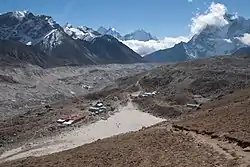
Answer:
top-left (0, 126), bottom-right (237, 167)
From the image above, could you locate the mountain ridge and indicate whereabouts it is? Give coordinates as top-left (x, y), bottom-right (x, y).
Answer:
top-left (144, 13), bottom-right (250, 62)
top-left (97, 26), bottom-right (157, 41)
top-left (0, 11), bottom-right (144, 67)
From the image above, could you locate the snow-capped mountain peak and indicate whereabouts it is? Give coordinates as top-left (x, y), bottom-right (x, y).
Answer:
top-left (185, 13), bottom-right (250, 58)
top-left (63, 24), bottom-right (100, 41)
top-left (104, 27), bottom-right (123, 39)
top-left (11, 11), bottom-right (29, 20)
top-left (123, 29), bottom-right (158, 41)
top-left (97, 26), bottom-right (108, 34)
top-left (0, 11), bottom-right (144, 66)
top-left (145, 12), bottom-right (250, 63)
top-left (0, 11), bottom-right (63, 50)
top-left (97, 26), bottom-right (158, 41)
top-left (44, 16), bottom-right (57, 27)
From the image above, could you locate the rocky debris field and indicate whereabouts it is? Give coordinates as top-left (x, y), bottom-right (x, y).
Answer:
top-left (0, 63), bottom-right (158, 120)
top-left (116, 55), bottom-right (250, 119)
top-left (140, 55), bottom-right (250, 98)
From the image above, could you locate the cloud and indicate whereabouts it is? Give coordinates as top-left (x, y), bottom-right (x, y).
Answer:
top-left (236, 33), bottom-right (250, 45)
top-left (121, 2), bottom-right (231, 56)
top-left (122, 36), bottom-right (190, 56)
top-left (189, 2), bottom-right (228, 34)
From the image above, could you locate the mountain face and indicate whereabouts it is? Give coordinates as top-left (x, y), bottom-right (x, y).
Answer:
top-left (123, 29), bottom-right (158, 41)
top-left (144, 42), bottom-right (189, 63)
top-left (63, 25), bottom-right (144, 64)
top-left (185, 15), bottom-right (250, 58)
top-left (105, 28), bottom-right (123, 39)
top-left (0, 40), bottom-right (51, 67)
top-left (97, 26), bottom-right (108, 35)
top-left (97, 27), bottom-right (123, 39)
top-left (97, 27), bottom-right (123, 40)
top-left (83, 35), bottom-right (144, 64)
top-left (0, 11), bottom-right (143, 67)
top-left (0, 11), bottom-right (99, 66)
top-left (145, 14), bottom-right (250, 62)
top-left (233, 46), bottom-right (250, 56)
top-left (0, 11), bottom-right (61, 49)
top-left (97, 27), bottom-right (157, 41)
top-left (64, 23), bottom-right (101, 41)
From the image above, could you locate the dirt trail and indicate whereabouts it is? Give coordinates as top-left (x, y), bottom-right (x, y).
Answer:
top-left (135, 73), bottom-right (148, 90)
top-left (133, 71), bottom-right (250, 166)
top-left (153, 124), bottom-right (250, 167)
top-left (133, 73), bottom-right (250, 166)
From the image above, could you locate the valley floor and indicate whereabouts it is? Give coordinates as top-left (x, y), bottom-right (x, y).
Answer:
top-left (1, 87), bottom-right (250, 166)
top-left (1, 56), bottom-right (250, 167)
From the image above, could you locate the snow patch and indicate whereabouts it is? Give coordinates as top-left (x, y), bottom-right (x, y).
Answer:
top-left (40, 29), bottom-right (63, 50)
top-left (26, 41), bottom-right (32, 45)
top-left (12, 11), bottom-right (28, 20)
top-left (224, 39), bottom-right (232, 43)
top-left (47, 18), bottom-right (56, 27)
top-left (230, 13), bottom-right (239, 20)
top-left (64, 24), bottom-right (99, 41)
top-left (41, 29), bottom-right (56, 39)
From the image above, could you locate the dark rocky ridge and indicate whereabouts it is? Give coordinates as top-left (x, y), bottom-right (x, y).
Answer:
top-left (0, 40), bottom-right (51, 68)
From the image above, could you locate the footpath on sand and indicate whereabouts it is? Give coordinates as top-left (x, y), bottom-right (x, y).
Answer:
top-left (0, 101), bottom-right (164, 162)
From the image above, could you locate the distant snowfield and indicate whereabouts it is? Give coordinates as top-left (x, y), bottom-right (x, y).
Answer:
top-left (0, 102), bottom-right (164, 162)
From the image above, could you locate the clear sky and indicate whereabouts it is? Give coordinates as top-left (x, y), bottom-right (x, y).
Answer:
top-left (0, 0), bottom-right (250, 38)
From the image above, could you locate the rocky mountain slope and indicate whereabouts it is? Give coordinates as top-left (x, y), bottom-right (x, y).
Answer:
top-left (82, 35), bottom-right (144, 64)
top-left (233, 46), bottom-right (250, 56)
top-left (97, 27), bottom-right (123, 40)
top-left (0, 11), bottom-right (144, 67)
top-left (139, 55), bottom-right (250, 98)
top-left (114, 54), bottom-right (250, 120)
top-left (63, 24), bottom-right (144, 64)
top-left (123, 29), bottom-right (157, 41)
top-left (143, 42), bottom-right (190, 63)
top-left (0, 40), bottom-right (51, 67)
top-left (145, 14), bottom-right (250, 62)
